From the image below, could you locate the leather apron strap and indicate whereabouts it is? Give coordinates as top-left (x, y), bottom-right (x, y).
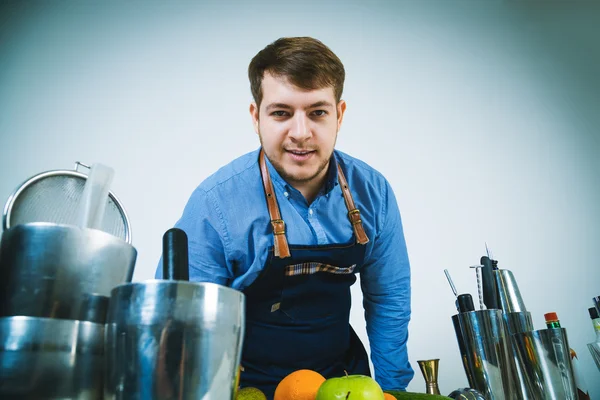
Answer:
top-left (259, 150), bottom-right (291, 258)
top-left (337, 163), bottom-right (369, 245)
top-left (258, 150), bottom-right (369, 259)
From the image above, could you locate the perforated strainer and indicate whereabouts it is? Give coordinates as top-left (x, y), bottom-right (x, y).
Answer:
top-left (2, 162), bottom-right (131, 244)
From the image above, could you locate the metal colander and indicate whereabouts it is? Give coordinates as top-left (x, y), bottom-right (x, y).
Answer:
top-left (2, 162), bottom-right (131, 244)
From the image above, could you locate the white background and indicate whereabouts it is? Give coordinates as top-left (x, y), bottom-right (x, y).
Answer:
top-left (1, 0), bottom-right (599, 396)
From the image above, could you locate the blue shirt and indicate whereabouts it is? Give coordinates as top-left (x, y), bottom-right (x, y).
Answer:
top-left (155, 148), bottom-right (413, 390)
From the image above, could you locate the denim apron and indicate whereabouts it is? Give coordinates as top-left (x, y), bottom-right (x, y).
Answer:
top-left (239, 151), bottom-right (371, 399)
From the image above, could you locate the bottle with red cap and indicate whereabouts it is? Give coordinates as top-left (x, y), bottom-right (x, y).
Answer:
top-left (543, 312), bottom-right (561, 329)
top-left (543, 311), bottom-right (590, 400)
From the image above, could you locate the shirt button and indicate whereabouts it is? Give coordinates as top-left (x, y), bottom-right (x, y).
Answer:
top-left (309, 209), bottom-right (313, 215)
top-left (283, 191), bottom-right (289, 197)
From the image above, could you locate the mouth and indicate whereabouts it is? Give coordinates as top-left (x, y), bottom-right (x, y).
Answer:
top-left (287, 149), bottom-right (314, 155)
top-left (285, 149), bottom-right (316, 161)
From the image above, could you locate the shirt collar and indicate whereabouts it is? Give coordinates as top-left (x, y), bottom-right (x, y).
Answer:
top-left (262, 149), bottom-right (339, 197)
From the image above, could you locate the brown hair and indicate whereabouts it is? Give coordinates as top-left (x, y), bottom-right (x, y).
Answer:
top-left (248, 37), bottom-right (345, 109)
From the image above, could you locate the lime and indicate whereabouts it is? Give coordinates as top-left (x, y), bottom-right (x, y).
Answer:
top-left (237, 387), bottom-right (267, 400)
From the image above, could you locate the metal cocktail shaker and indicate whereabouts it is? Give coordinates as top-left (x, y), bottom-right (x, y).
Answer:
top-left (495, 268), bottom-right (533, 400)
top-left (453, 309), bottom-right (518, 400)
top-left (104, 229), bottom-right (245, 400)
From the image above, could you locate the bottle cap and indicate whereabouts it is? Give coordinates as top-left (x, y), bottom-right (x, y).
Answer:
top-left (544, 312), bottom-right (559, 322)
top-left (589, 307), bottom-right (600, 320)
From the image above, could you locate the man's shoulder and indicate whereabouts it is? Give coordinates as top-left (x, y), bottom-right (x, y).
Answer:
top-left (334, 149), bottom-right (388, 186)
top-left (197, 149), bottom-right (260, 193)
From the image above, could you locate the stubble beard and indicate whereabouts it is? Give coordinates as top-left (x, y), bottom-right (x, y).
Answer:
top-left (258, 132), bottom-right (335, 187)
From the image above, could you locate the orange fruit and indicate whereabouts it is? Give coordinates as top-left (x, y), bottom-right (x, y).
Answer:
top-left (384, 393), bottom-right (396, 400)
top-left (274, 369), bottom-right (326, 400)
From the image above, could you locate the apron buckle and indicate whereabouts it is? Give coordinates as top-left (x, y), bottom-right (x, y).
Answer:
top-left (271, 219), bottom-right (286, 235)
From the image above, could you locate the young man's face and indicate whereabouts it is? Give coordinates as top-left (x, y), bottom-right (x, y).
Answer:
top-left (250, 72), bottom-right (346, 192)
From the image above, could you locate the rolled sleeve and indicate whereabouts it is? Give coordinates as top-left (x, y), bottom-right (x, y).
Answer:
top-left (360, 181), bottom-right (413, 390)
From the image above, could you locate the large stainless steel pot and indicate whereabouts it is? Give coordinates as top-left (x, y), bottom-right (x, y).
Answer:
top-left (0, 316), bottom-right (105, 399)
top-left (0, 222), bottom-right (137, 320)
top-left (104, 228), bottom-right (245, 400)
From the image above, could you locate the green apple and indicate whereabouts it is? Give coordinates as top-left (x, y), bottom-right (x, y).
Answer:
top-left (316, 374), bottom-right (384, 399)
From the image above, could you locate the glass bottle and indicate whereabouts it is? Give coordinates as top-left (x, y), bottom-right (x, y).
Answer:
top-left (587, 307), bottom-right (600, 371)
top-left (543, 311), bottom-right (590, 400)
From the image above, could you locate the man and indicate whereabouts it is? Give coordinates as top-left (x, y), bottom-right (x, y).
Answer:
top-left (156, 36), bottom-right (413, 398)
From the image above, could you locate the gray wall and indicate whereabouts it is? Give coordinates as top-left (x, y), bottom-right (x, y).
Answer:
top-left (1, 0), bottom-right (599, 396)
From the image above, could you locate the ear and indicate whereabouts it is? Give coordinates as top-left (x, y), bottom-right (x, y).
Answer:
top-left (336, 100), bottom-right (347, 132)
top-left (249, 102), bottom-right (260, 135)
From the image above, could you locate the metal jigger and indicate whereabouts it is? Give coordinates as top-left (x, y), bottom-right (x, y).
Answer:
top-left (417, 359), bottom-right (441, 395)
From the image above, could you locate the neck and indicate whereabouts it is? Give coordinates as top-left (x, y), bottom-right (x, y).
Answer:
top-left (291, 158), bottom-right (332, 205)
top-left (294, 173), bottom-right (327, 205)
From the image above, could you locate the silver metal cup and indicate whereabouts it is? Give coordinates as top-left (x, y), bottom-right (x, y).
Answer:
top-left (454, 309), bottom-right (518, 400)
top-left (0, 316), bottom-right (105, 399)
top-left (0, 223), bottom-right (137, 321)
top-left (104, 280), bottom-right (245, 400)
top-left (512, 328), bottom-right (578, 400)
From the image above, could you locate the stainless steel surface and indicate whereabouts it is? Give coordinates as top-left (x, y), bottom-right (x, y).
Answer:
top-left (455, 309), bottom-right (518, 400)
top-left (78, 293), bottom-right (110, 324)
top-left (495, 269), bottom-right (527, 313)
top-left (105, 280), bottom-right (245, 400)
top-left (587, 342), bottom-right (600, 371)
top-left (448, 388), bottom-right (486, 400)
top-left (0, 316), bottom-right (105, 399)
top-left (451, 314), bottom-right (475, 388)
top-left (512, 328), bottom-right (578, 400)
top-left (503, 311), bottom-right (534, 400)
top-left (2, 166), bottom-right (131, 243)
top-left (504, 311), bottom-right (533, 335)
top-left (417, 359), bottom-right (440, 395)
top-left (0, 223), bottom-right (137, 320)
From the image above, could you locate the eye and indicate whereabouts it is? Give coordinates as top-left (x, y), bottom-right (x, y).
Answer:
top-left (310, 110), bottom-right (327, 117)
top-left (271, 110), bottom-right (289, 117)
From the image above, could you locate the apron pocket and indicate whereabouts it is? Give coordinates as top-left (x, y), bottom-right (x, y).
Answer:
top-left (280, 271), bottom-right (356, 321)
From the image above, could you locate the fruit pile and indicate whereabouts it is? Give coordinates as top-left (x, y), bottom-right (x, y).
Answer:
top-left (236, 369), bottom-right (449, 400)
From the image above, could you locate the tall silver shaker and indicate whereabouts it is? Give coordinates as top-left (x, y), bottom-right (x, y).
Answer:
top-left (104, 229), bottom-right (245, 400)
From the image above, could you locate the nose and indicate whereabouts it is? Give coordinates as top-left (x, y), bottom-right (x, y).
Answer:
top-left (288, 113), bottom-right (311, 142)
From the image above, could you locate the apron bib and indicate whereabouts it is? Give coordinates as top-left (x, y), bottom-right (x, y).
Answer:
top-left (239, 151), bottom-right (372, 399)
